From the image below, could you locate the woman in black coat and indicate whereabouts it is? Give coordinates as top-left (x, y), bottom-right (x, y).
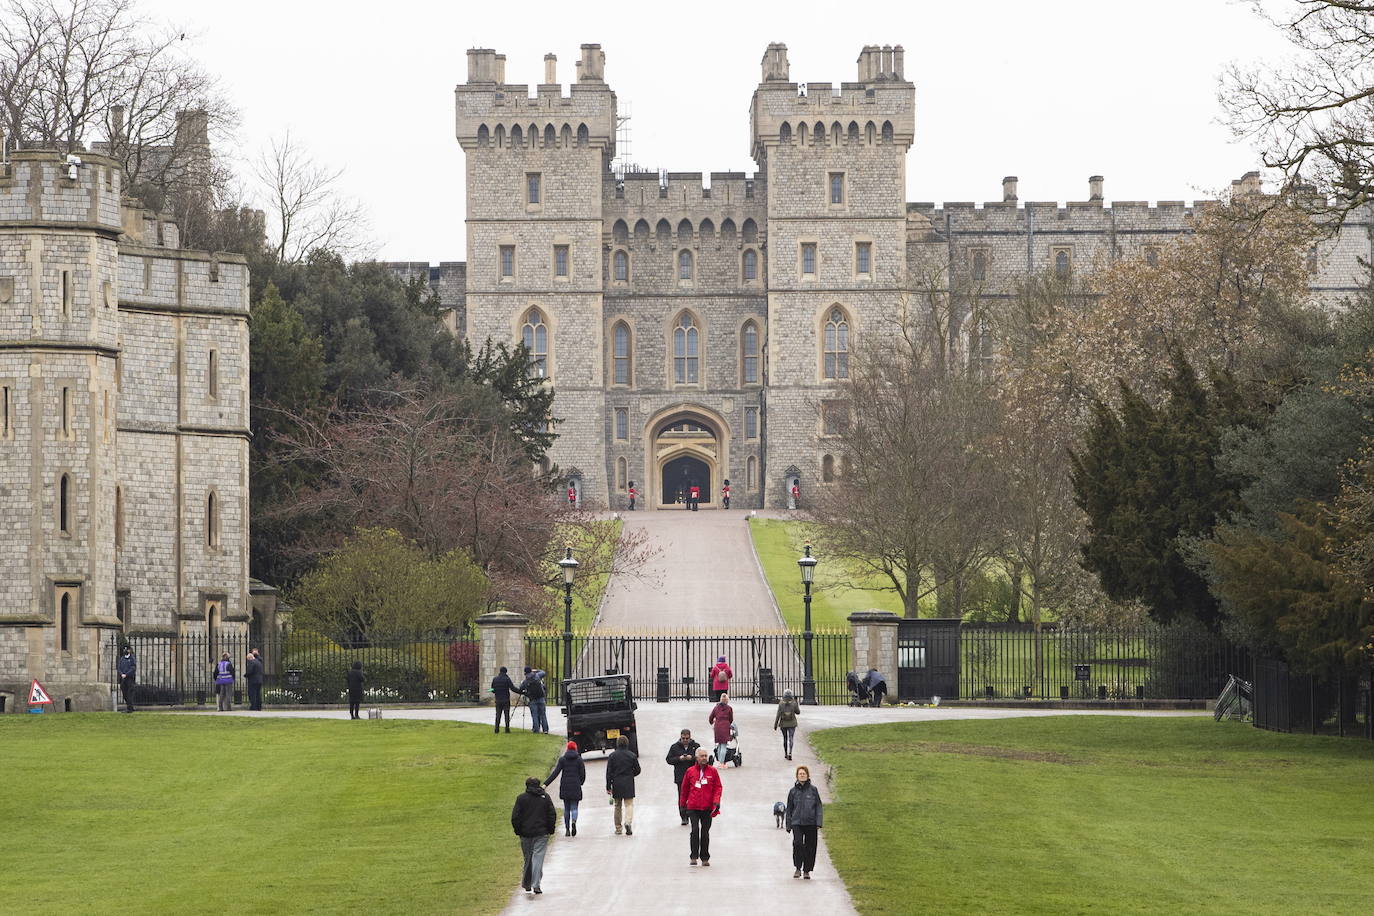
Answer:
top-left (785, 764), bottom-right (824, 879)
top-left (345, 660), bottom-right (364, 720)
top-left (545, 742), bottom-right (586, 836)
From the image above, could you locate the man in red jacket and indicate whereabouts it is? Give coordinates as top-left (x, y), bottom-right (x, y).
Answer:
top-left (679, 746), bottom-right (723, 866)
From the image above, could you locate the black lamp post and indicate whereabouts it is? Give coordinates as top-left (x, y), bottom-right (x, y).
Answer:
top-left (559, 545), bottom-right (579, 698)
top-left (798, 542), bottom-right (818, 705)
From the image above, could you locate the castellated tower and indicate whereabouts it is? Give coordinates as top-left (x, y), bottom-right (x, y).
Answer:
top-left (0, 149), bottom-right (251, 712)
top-left (457, 45), bottom-right (616, 503)
top-left (751, 44), bottom-right (915, 506)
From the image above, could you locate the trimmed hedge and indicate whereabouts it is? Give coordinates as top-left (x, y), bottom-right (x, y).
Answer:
top-left (282, 648), bottom-right (429, 702)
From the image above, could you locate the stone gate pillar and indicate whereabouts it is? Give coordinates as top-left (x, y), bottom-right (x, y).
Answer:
top-left (848, 610), bottom-right (899, 689)
top-left (476, 610), bottom-right (530, 706)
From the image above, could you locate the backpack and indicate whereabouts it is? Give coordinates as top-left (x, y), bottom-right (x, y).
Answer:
top-left (525, 676), bottom-right (545, 700)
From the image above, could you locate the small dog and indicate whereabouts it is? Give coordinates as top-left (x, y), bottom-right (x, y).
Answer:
top-left (773, 801), bottom-right (786, 829)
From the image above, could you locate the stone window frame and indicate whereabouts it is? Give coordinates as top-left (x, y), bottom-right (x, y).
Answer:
top-left (744, 405), bottom-right (759, 440)
top-left (609, 318), bottom-right (633, 387)
top-left (206, 488), bottom-right (221, 551)
top-left (828, 171), bottom-right (846, 208)
top-left (518, 305), bottom-right (553, 380)
top-left (614, 406), bottom-right (629, 441)
top-left (207, 348), bottom-right (219, 401)
top-left (616, 456), bottom-right (628, 491)
top-left (820, 399), bottom-right (850, 438)
top-left (746, 455), bottom-right (757, 491)
top-left (820, 304), bottom-right (852, 381)
top-left (967, 246), bottom-right (989, 283)
top-left (739, 319), bottom-right (761, 387)
top-left (53, 582), bottom-right (81, 653)
top-left (57, 470), bottom-right (74, 536)
top-left (60, 385), bottom-right (73, 439)
top-left (612, 248), bottom-right (630, 284)
top-left (1, 382), bottom-right (12, 440)
top-left (553, 244), bottom-right (570, 280)
top-left (114, 484), bottom-right (124, 550)
top-left (799, 240), bottom-right (819, 280)
top-left (669, 309), bottom-right (704, 387)
top-left (526, 172), bottom-right (542, 210)
top-left (853, 237), bottom-right (874, 280)
top-left (741, 247), bottom-right (760, 284)
top-left (60, 267), bottom-right (73, 316)
top-left (1052, 246), bottom-right (1073, 279)
top-left (116, 589), bottom-right (131, 629)
top-left (499, 244), bottom-right (516, 282)
top-left (822, 453), bottom-right (836, 483)
top-left (677, 248), bottom-right (695, 284)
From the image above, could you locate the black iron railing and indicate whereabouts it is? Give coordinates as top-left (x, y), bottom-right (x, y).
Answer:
top-left (108, 633), bottom-right (480, 706)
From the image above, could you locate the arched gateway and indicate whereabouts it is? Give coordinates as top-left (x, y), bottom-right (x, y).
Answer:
top-left (644, 406), bottom-right (730, 509)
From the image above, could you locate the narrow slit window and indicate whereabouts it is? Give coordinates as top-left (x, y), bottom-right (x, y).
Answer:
top-left (613, 250), bottom-right (629, 281)
top-left (527, 173), bottom-right (541, 205)
top-left (742, 249), bottom-right (758, 281)
top-left (59, 593), bottom-right (70, 652)
top-left (61, 387), bottom-right (71, 437)
top-left (500, 245), bottom-right (515, 278)
top-left (745, 406), bottom-right (758, 439)
top-left (614, 407), bottom-right (628, 440)
top-left (59, 473), bottom-right (70, 533)
top-left (613, 322), bottom-right (631, 385)
top-left (522, 308), bottom-right (549, 378)
top-left (741, 321), bottom-right (759, 385)
top-left (678, 250), bottom-right (694, 281)
top-left (674, 313), bottom-right (699, 384)
top-left (829, 173), bottom-right (844, 205)
top-left (61, 270), bottom-right (72, 314)
top-left (2, 385), bottom-right (10, 438)
top-left (115, 485), bottom-right (123, 549)
top-left (207, 350), bottom-right (218, 399)
top-left (206, 492), bottom-right (218, 548)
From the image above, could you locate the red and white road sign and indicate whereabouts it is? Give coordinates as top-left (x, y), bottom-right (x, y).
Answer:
top-left (28, 679), bottom-right (53, 706)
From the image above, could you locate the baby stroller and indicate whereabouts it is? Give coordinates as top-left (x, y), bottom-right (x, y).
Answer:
top-left (846, 671), bottom-right (871, 707)
top-left (719, 722), bottom-right (743, 767)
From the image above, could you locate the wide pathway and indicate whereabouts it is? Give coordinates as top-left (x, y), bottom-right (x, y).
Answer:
top-left (596, 509), bottom-right (784, 631)
top-left (200, 703), bottom-right (1203, 914)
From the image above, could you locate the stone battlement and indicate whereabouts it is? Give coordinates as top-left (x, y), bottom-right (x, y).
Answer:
top-left (0, 149), bottom-right (123, 232)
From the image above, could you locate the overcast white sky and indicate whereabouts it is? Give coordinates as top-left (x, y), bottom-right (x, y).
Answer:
top-left (139, 0), bottom-right (1297, 262)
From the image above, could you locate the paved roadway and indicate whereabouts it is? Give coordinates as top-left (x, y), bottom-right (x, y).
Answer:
top-left (595, 509), bottom-right (785, 631)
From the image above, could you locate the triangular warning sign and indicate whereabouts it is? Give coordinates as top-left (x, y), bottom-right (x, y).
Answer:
top-left (28, 679), bottom-right (53, 706)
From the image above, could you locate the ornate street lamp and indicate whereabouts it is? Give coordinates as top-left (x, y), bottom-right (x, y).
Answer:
top-left (798, 542), bottom-right (818, 705)
top-left (559, 545), bottom-right (579, 699)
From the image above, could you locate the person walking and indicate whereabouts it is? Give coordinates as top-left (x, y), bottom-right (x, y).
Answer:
top-left (212, 652), bottom-right (235, 711)
top-left (708, 693), bottom-right (734, 765)
top-left (520, 666), bottom-right (549, 733)
top-left (544, 741), bottom-right (586, 837)
top-left (709, 656), bottom-right (733, 699)
top-left (511, 776), bottom-right (557, 895)
top-left (666, 729), bottom-right (701, 825)
top-left (245, 649), bottom-right (264, 711)
top-left (605, 735), bottom-right (641, 836)
top-left (346, 660), bottom-right (365, 719)
top-left (116, 644), bottom-right (136, 713)
top-left (491, 665), bottom-right (518, 733)
top-left (785, 765), bottom-right (824, 879)
top-left (680, 747), bottom-right (723, 866)
top-left (774, 688), bottom-right (801, 761)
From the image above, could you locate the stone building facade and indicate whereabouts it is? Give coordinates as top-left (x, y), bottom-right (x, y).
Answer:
top-left (407, 42), bottom-right (1374, 511)
top-left (0, 149), bottom-right (251, 712)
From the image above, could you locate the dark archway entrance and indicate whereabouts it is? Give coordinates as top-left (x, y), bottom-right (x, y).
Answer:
top-left (661, 454), bottom-right (711, 506)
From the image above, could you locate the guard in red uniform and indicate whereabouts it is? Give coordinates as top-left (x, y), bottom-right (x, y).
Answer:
top-left (790, 482), bottom-right (800, 509)
top-left (628, 481), bottom-right (637, 511)
top-left (567, 485), bottom-right (577, 508)
top-left (721, 479), bottom-right (731, 510)
top-left (689, 484), bottom-right (700, 511)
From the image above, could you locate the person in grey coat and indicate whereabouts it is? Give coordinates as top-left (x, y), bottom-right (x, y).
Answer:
top-left (604, 735), bottom-right (641, 836)
top-left (774, 688), bottom-right (801, 760)
top-left (785, 764), bottom-right (824, 879)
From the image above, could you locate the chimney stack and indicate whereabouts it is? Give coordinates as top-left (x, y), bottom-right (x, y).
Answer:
top-left (1232, 170), bottom-right (1262, 198)
top-left (761, 42), bottom-right (790, 82)
top-left (466, 48), bottom-right (496, 83)
top-left (1003, 176), bottom-right (1018, 202)
top-left (494, 54), bottom-right (506, 84)
top-left (579, 44), bottom-right (604, 81)
top-left (1089, 175), bottom-right (1103, 201)
top-left (893, 45), bottom-right (904, 80)
top-left (544, 54), bottom-right (557, 84)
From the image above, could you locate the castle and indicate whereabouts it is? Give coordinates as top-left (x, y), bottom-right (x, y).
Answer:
top-left (390, 42), bottom-right (1374, 511)
top-left (0, 149), bottom-right (254, 712)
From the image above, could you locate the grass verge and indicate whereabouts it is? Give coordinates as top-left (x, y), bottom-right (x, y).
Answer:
top-left (0, 714), bottom-right (562, 915)
top-left (812, 716), bottom-right (1374, 915)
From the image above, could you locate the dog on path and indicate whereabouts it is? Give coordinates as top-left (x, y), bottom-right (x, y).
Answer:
top-left (773, 801), bottom-right (785, 828)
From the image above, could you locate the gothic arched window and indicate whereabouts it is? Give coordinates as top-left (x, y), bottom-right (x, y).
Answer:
top-left (741, 320), bottom-right (760, 385)
top-left (678, 249), bottom-right (694, 281)
top-left (742, 248), bottom-right (758, 281)
top-left (613, 249), bottom-right (629, 282)
top-left (613, 321), bottom-right (632, 385)
top-left (1054, 249), bottom-right (1071, 279)
top-left (674, 312), bottom-right (700, 384)
top-left (522, 307), bottom-right (549, 378)
top-left (823, 307), bottom-right (850, 380)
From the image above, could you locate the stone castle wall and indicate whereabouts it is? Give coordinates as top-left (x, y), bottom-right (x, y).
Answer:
top-left (0, 150), bottom-right (250, 712)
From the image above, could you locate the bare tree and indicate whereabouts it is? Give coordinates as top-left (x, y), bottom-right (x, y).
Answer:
top-left (812, 281), bottom-right (1004, 618)
top-left (255, 131), bottom-right (371, 264)
top-left (1223, 0), bottom-right (1374, 217)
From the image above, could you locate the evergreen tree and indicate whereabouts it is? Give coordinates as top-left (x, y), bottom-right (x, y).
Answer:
top-left (1071, 350), bottom-right (1261, 629)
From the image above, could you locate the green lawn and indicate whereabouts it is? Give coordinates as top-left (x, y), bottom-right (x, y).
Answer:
top-left (750, 518), bottom-right (922, 628)
top-left (0, 714), bottom-right (563, 915)
top-left (813, 716), bottom-right (1374, 915)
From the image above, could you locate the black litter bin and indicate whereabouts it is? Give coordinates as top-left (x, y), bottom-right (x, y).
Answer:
top-left (656, 667), bottom-right (671, 703)
top-left (758, 667), bottom-right (775, 704)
